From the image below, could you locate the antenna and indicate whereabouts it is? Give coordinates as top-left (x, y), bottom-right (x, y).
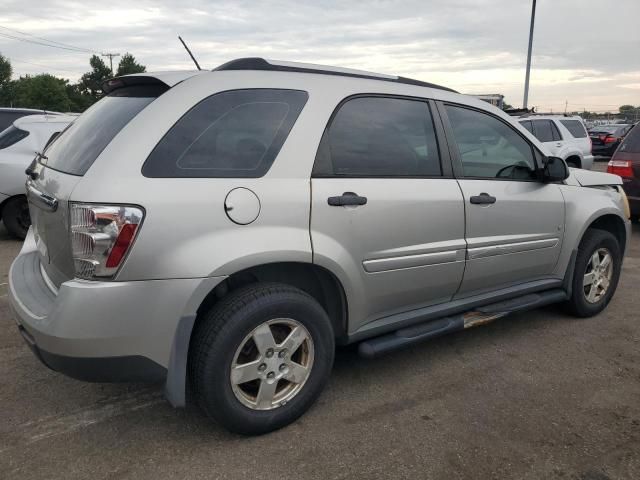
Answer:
top-left (178, 36), bottom-right (201, 70)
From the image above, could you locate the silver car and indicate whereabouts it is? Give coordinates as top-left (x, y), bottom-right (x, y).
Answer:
top-left (8, 58), bottom-right (632, 435)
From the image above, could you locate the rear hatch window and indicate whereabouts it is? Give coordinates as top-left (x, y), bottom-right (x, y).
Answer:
top-left (40, 84), bottom-right (165, 176)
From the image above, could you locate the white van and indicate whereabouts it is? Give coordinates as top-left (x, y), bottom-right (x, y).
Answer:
top-left (518, 115), bottom-right (593, 169)
top-left (0, 113), bottom-right (77, 238)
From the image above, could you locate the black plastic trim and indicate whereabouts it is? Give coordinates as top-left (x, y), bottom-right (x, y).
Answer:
top-left (349, 278), bottom-right (564, 343)
top-left (19, 326), bottom-right (166, 383)
top-left (215, 57), bottom-right (458, 93)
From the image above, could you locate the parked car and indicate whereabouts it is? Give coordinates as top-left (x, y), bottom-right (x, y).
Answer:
top-left (518, 115), bottom-right (593, 169)
top-left (0, 114), bottom-right (77, 239)
top-left (0, 107), bottom-right (61, 131)
top-left (9, 58), bottom-right (631, 435)
top-left (607, 123), bottom-right (640, 221)
top-left (589, 124), bottom-right (634, 157)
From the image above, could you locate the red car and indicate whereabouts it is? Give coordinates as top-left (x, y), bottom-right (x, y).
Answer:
top-left (608, 123), bottom-right (640, 221)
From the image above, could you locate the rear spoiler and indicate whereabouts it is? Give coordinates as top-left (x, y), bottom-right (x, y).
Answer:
top-left (102, 70), bottom-right (205, 95)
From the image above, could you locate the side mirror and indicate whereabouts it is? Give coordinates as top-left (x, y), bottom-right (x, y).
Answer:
top-left (542, 156), bottom-right (569, 182)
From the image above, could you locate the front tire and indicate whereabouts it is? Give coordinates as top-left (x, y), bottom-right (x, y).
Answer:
top-left (2, 196), bottom-right (30, 240)
top-left (565, 229), bottom-right (622, 317)
top-left (189, 283), bottom-right (335, 435)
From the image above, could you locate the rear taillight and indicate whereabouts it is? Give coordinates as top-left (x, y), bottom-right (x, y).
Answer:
top-left (70, 203), bottom-right (144, 280)
top-left (607, 160), bottom-right (634, 179)
top-left (604, 136), bottom-right (618, 144)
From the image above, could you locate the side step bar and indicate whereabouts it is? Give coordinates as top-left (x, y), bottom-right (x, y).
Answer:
top-left (358, 289), bottom-right (568, 358)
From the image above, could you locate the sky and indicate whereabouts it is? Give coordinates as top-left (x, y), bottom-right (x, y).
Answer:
top-left (0, 0), bottom-right (638, 112)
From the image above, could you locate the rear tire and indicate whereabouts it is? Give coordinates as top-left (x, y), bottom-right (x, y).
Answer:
top-left (565, 229), bottom-right (621, 317)
top-left (189, 283), bottom-right (335, 435)
top-left (2, 196), bottom-right (30, 240)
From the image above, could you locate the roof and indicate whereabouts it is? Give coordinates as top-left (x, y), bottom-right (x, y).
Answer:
top-left (0, 107), bottom-right (62, 115)
top-left (214, 57), bottom-right (458, 93)
top-left (14, 113), bottom-right (78, 127)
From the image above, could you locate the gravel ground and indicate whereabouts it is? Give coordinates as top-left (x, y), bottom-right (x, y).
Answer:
top-left (1, 197), bottom-right (639, 479)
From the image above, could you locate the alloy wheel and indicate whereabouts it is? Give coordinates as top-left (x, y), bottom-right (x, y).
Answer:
top-left (583, 247), bottom-right (613, 304)
top-left (230, 318), bottom-right (314, 410)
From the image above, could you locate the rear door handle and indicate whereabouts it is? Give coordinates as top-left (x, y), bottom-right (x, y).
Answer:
top-left (469, 193), bottom-right (496, 205)
top-left (328, 192), bottom-right (368, 207)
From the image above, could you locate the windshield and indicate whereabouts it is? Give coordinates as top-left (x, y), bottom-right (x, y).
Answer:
top-left (0, 125), bottom-right (30, 149)
top-left (41, 85), bottom-right (164, 175)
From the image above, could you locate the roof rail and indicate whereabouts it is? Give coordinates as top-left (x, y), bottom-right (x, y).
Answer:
top-left (214, 57), bottom-right (458, 93)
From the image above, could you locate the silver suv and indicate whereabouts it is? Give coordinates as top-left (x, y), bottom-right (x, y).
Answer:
top-left (9, 58), bottom-right (632, 434)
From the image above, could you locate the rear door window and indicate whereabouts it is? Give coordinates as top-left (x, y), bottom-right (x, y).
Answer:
top-left (143, 89), bottom-right (308, 178)
top-left (519, 120), bottom-right (533, 134)
top-left (0, 125), bottom-right (29, 149)
top-left (619, 125), bottom-right (640, 153)
top-left (532, 120), bottom-right (556, 142)
top-left (313, 96), bottom-right (442, 177)
top-left (42, 85), bottom-right (164, 176)
top-left (560, 120), bottom-right (587, 138)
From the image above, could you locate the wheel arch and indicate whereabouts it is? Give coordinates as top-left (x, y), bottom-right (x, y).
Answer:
top-left (564, 153), bottom-right (582, 168)
top-left (164, 261), bottom-right (349, 408)
top-left (195, 261), bottom-right (349, 343)
top-left (584, 213), bottom-right (627, 254)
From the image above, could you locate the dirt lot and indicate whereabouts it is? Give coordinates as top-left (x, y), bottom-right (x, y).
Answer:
top-left (1, 199), bottom-right (639, 478)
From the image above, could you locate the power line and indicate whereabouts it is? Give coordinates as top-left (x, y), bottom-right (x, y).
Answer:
top-left (0, 31), bottom-right (92, 53)
top-left (0, 25), bottom-right (99, 54)
top-left (10, 58), bottom-right (83, 75)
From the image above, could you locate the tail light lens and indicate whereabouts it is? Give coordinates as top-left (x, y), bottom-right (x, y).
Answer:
top-left (607, 160), bottom-right (634, 179)
top-left (604, 136), bottom-right (618, 144)
top-left (70, 204), bottom-right (144, 280)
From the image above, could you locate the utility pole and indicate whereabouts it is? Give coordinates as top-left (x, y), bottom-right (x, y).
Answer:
top-left (102, 52), bottom-right (120, 75)
top-left (523, 0), bottom-right (537, 109)
top-left (564, 100), bottom-right (568, 114)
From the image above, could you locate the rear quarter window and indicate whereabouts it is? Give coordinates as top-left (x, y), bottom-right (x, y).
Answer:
top-left (142, 89), bottom-right (308, 178)
top-left (560, 119), bottom-right (587, 138)
top-left (41, 85), bottom-right (165, 176)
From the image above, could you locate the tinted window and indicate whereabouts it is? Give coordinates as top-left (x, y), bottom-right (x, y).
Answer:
top-left (446, 105), bottom-right (537, 180)
top-left (560, 120), bottom-right (587, 138)
top-left (42, 85), bottom-right (163, 175)
top-left (550, 121), bottom-right (562, 141)
top-left (619, 125), bottom-right (640, 153)
top-left (143, 89), bottom-right (307, 178)
top-left (519, 120), bottom-right (533, 133)
top-left (532, 120), bottom-right (557, 142)
top-left (0, 112), bottom-right (31, 131)
top-left (0, 125), bottom-right (29, 149)
top-left (315, 97), bottom-right (441, 177)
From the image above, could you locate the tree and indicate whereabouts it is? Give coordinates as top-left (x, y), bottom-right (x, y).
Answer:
top-left (116, 53), bottom-right (146, 76)
top-left (77, 55), bottom-right (112, 100)
top-left (9, 74), bottom-right (71, 111)
top-left (0, 53), bottom-right (11, 86)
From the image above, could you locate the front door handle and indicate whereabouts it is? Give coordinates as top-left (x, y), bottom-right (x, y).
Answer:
top-left (328, 192), bottom-right (368, 207)
top-left (469, 193), bottom-right (496, 205)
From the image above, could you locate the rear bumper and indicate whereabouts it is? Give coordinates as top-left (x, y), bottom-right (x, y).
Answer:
top-left (9, 228), bottom-right (225, 384)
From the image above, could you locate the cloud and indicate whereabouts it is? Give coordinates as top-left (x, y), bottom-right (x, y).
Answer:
top-left (0, 0), bottom-right (638, 109)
